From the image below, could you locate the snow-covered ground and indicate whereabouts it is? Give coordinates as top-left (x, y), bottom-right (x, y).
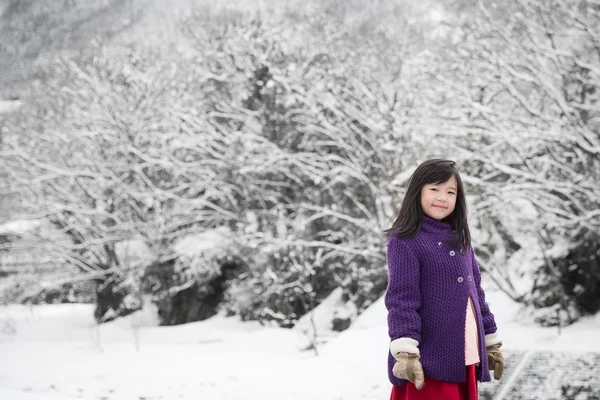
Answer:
top-left (0, 287), bottom-right (599, 400)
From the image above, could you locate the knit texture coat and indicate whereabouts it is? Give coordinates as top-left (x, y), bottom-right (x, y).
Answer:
top-left (385, 215), bottom-right (498, 386)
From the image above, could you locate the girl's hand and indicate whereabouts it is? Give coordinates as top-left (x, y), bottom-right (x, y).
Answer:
top-left (486, 341), bottom-right (504, 380)
top-left (392, 352), bottom-right (425, 390)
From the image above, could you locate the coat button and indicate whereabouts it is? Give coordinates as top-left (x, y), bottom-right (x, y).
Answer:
top-left (449, 250), bottom-right (456, 256)
top-left (457, 276), bottom-right (464, 283)
top-left (468, 275), bottom-right (472, 281)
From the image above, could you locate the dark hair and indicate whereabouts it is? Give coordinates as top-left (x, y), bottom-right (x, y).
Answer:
top-left (384, 158), bottom-right (471, 253)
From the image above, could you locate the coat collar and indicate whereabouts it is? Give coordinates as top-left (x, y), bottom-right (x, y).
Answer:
top-left (420, 214), bottom-right (453, 235)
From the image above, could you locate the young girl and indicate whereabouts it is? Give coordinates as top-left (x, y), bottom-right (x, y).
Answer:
top-left (384, 159), bottom-right (504, 400)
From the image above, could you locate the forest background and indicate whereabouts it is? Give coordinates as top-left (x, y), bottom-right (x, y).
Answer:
top-left (0, 0), bottom-right (599, 398)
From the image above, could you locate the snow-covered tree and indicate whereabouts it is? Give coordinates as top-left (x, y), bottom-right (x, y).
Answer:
top-left (175, 5), bottom-right (434, 326)
top-left (2, 44), bottom-right (255, 320)
top-left (420, 0), bottom-right (600, 323)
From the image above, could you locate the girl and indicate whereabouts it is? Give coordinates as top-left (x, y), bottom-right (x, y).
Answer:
top-left (384, 159), bottom-right (504, 400)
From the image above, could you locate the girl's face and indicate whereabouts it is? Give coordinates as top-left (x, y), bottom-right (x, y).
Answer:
top-left (420, 176), bottom-right (457, 221)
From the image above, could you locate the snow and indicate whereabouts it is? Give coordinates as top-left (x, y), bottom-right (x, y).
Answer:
top-left (293, 287), bottom-right (358, 350)
top-left (0, 220), bottom-right (40, 236)
top-left (114, 239), bottom-right (154, 267)
top-left (0, 302), bottom-right (380, 400)
top-left (389, 167), bottom-right (415, 188)
top-left (0, 290), bottom-right (598, 400)
top-left (173, 227), bottom-right (233, 258)
top-left (0, 100), bottom-right (23, 114)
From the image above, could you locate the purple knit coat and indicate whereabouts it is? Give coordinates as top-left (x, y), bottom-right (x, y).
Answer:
top-left (385, 215), bottom-right (498, 386)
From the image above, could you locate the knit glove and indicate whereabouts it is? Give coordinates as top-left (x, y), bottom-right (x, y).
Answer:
top-left (486, 341), bottom-right (504, 380)
top-left (392, 352), bottom-right (425, 390)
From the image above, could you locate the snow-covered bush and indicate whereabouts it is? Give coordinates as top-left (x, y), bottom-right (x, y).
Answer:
top-left (141, 228), bottom-right (247, 325)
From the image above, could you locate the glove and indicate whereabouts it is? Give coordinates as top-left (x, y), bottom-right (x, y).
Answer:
top-left (392, 352), bottom-right (425, 390)
top-left (486, 341), bottom-right (504, 380)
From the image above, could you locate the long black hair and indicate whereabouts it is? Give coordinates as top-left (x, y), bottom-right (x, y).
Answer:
top-left (384, 158), bottom-right (471, 253)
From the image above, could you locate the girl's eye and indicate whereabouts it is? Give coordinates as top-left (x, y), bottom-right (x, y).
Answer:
top-left (430, 188), bottom-right (438, 191)
top-left (449, 192), bottom-right (456, 195)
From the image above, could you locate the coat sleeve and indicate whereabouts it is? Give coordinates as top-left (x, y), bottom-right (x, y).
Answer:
top-left (385, 235), bottom-right (422, 352)
top-left (471, 247), bottom-right (500, 344)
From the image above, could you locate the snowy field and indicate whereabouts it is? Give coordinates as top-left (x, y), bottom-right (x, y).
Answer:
top-left (1, 288), bottom-right (599, 400)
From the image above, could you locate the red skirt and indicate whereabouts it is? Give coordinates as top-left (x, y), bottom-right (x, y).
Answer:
top-left (390, 364), bottom-right (478, 400)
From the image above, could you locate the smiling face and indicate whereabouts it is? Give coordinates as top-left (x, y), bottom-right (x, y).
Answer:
top-left (420, 176), bottom-right (458, 221)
